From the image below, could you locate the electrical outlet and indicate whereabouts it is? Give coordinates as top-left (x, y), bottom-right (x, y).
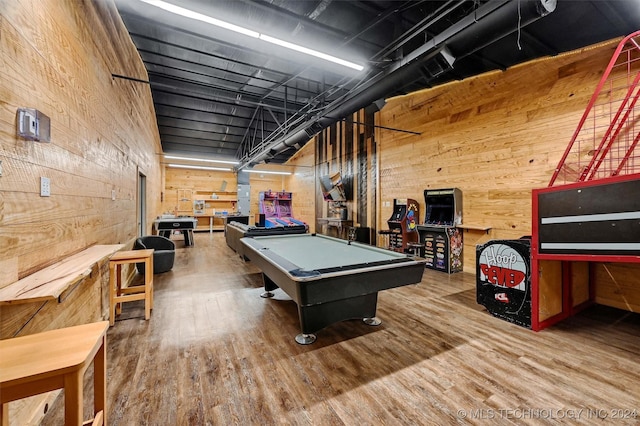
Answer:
top-left (112, 189), bottom-right (116, 201)
top-left (40, 176), bottom-right (51, 197)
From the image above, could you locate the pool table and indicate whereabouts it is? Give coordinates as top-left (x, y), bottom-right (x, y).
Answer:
top-left (241, 233), bottom-right (426, 344)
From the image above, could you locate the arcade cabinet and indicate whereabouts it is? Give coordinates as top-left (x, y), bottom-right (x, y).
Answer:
top-left (476, 237), bottom-right (532, 328)
top-left (416, 188), bottom-right (463, 273)
top-left (384, 198), bottom-right (419, 253)
top-left (258, 190), bottom-right (308, 230)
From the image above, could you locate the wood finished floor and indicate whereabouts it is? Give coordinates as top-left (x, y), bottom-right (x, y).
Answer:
top-left (41, 232), bottom-right (640, 425)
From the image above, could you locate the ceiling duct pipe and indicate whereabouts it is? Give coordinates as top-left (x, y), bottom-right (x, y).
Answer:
top-left (238, 0), bottom-right (556, 170)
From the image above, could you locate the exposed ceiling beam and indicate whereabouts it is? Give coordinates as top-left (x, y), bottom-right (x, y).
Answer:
top-left (148, 77), bottom-right (304, 114)
top-left (237, 0), bottom-right (557, 170)
top-left (239, 0), bottom-right (385, 51)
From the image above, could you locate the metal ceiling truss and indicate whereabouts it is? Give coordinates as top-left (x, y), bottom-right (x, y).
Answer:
top-left (115, 0), bottom-right (640, 168)
top-left (233, 0), bottom-right (479, 166)
top-left (236, 0), bottom-right (555, 170)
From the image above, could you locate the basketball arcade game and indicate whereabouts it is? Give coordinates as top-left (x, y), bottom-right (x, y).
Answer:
top-left (257, 190), bottom-right (308, 229)
top-left (532, 174), bottom-right (640, 330)
top-left (530, 31), bottom-right (640, 331)
top-left (227, 191), bottom-right (306, 257)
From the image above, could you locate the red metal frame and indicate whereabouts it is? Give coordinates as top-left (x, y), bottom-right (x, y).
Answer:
top-left (531, 31), bottom-right (640, 330)
top-left (549, 30), bottom-right (640, 187)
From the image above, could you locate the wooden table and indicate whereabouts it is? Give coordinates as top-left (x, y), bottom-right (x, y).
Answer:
top-left (317, 218), bottom-right (353, 240)
top-left (109, 249), bottom-right (154, 326)
top-left (0, 321), bottom-right (109, 425)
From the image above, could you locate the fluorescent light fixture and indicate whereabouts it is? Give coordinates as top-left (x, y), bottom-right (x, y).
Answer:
top-left (259, 35), bottom-right (364, 71)
top-left (138, 0), bottom-right (364, 72)
top-left (139, 0), bottom-right (259, 38)
top-left (168, 164), bottom-right (231, 171)
top-left (164, 155), bottom-right (239, 165)
top-left (241, 169), bottom-right (291, 175)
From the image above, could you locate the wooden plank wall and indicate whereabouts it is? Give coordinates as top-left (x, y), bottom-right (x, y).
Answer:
top-left (162, 164), bottom-right (316, 230)
top-left (0, 1), bottom-right (162, 423)
top-left (246, 169), bottom-right (292, 225)
top-left (285, 38), bottom-right (640, 312)
top-left (312, 110), bottom-right (379, 238)
top-left (376, 39), bottom-right (619, 271)
top-left (283, 144), bottom-right (316, 232)
top-left (162, 167), bottom-right (237, 215)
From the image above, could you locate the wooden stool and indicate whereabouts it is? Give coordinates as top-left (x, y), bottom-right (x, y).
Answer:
top-left (378, 230), bottom-right (395, 249)
top-left (379, 229), bottom-right (402, 251)
top-left (406, 242), bottom-right (424, 257)
top-left (0, 321), bottom-right (109, 426)
top-left (109, 249), bottom-right (154, 326)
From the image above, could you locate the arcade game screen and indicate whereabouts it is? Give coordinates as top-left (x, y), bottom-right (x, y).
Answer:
top-left (425, 204), bottom-right (453, 225)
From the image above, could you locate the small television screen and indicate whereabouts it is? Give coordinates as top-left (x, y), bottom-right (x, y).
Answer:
top-left (320, 173), bottom-right (347, 201)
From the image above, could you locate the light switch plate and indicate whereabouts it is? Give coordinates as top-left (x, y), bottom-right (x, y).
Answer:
top-left (40, 176), bottom-right (50, 197)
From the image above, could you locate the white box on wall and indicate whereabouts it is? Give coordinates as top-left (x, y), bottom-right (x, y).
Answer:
top-left (17, 108), bottom-right (51, 142)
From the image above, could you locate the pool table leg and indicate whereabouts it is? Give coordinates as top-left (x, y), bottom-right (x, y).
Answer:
top-left (363, 317), bottom-right (381, 326)
top-left (260, 274), bottom-right (278, 298)
top-left (295, 333), bottom-right (317, 345)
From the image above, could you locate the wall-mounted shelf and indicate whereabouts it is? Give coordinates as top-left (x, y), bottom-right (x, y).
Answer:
top-left (457, 224), bottom-right (492, 234)
top-left (195, 190), bottom-right (237, 199)
top-left (0, 245), bottom-right (123, 305)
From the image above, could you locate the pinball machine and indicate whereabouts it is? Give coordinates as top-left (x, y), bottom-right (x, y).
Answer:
top-left (383, 198), bottom-right (419, 253)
